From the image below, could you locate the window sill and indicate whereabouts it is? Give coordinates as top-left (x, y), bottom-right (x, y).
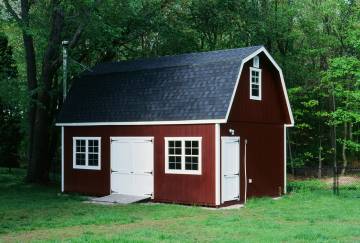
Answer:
top-left (165, 170), bottom-right (202, 175)
top-left (73, 166), bottom-right (101, 170)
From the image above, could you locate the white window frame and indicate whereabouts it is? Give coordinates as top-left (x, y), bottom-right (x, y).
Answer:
top-left (250, 67), bottom-right (262, 100)
top-left (164, 137), bottom-right (202, 175)
top-left (73, 137), bottom-right (101, 170)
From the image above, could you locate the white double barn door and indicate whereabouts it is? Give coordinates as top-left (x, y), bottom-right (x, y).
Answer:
top-left (110, 137), bottom-right (154, 197)
top-left (221, 137), bottom-right (240, 202)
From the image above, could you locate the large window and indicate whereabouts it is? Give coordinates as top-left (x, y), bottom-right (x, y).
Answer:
top-left (73, 137), bottom-right (101, 170)
top-left (165, 137), bottom-right (202, 175)
top-left (250, 66), bottom-right (262, 100)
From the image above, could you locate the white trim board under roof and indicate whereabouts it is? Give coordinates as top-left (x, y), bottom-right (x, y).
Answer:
top-left (56, 46), bottom-right (294, 127)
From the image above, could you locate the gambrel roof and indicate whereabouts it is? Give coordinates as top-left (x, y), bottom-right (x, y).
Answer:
top-left (56, 46), bottom-right (293, 126)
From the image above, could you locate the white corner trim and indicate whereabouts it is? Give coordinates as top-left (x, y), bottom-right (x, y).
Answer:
top-left (61, 126), bottom-right (64, 192)
top-left (284, 125), bottom-right (287, 194)
top-left (225, 47), bottom-right (294, 126)
top-left (55, 119), bottom-right (226, 127)
top-left (244, 139), bottom-right (248, 203)
top-left (215, 124), bottom-right (221, 205)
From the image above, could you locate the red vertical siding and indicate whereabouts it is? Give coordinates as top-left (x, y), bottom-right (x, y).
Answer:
top-left (220, 53), bottom-right (287, 201)
top-left (228, 52), bottom-right (291, 124)
top-left (64, 124), bottom-right (216, 206)
top-left (221, 122), bottom-right (284, 202)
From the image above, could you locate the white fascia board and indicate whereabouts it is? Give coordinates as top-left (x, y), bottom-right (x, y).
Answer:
top-left (215, 124), bottom-right (221, 205)
top-left (225, 47), bottom-right (294, 126)
top-left (56, 119), bottom-right (226, 126)
top-left (284, 125), bottom-right (287, 194)
top-left (61, 126), bottom-right (64, 192)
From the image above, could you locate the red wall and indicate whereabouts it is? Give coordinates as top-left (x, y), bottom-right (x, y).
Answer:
top-left (220, 53), bottom-right (287, 201)
top-left (228, 52), bottom-right (291, 124)
top-left (64, 124), bottom-right (216, 206)
top-left (221, 122), bottom-right (284, 202)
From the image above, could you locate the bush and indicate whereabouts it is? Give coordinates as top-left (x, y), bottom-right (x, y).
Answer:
top-left (287, 179), bottom-right (328, 192)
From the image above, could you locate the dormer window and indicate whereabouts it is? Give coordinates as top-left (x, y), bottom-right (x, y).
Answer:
top-left (250, 56), bottom-right (262, 100)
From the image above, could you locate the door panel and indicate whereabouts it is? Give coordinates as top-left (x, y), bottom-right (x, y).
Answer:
top-left (111, 141), bottom-right (132, 173)
top-left (110, 137), bottom-right (154, 196)
top-left (221, 137), bottom-right (240, 202)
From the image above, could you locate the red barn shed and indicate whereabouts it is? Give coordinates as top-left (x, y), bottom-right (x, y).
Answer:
top-left (56, 46), bottom-right (294, 207)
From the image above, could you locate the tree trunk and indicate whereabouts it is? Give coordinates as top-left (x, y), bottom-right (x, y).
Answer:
top-left (17, 0), bottom-right (39, 182)
top-left (318, 137), bottom-right (322, 179)
top-left (341, 122), bottom-right (348, 175)
top-left (287, 129), bottom-right (294, 176)
top-left (26, 1), bottom-right (64, 183)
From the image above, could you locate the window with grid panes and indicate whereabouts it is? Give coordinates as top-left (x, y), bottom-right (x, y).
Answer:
top-left (165, 137), bottom-right (201, 174)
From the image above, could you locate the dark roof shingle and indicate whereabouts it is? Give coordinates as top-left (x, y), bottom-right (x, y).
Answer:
top-left (57, 46), bottom-right (262, 123)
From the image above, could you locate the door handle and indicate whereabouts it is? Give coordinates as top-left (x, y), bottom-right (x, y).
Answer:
top-left (144, 171), bottom-right (153, 175)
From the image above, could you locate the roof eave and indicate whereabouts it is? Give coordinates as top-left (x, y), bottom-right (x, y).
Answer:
top-left (55, 119), bottom-right (227, 127)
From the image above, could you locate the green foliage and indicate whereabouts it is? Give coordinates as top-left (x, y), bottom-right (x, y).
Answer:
top-left (287, 180), bottom-right (328, 192)
top-left (0, 33), bottom-right (22, 169)
top-left (0, 0), bottom-right (359, 173)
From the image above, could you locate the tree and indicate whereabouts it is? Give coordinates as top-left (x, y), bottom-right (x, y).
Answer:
top-left (0, 33), bottom-right (22, 171)
top-left (3, 0), bottom-right (102, 182)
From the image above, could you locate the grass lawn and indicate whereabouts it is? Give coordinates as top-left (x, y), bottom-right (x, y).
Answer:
top-left (0, 169), bottom-right (359, 242)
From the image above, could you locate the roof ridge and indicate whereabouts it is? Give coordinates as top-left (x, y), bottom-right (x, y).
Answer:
top-left (86, 45), bottom-right (263, 76)
top-left (100, 45), bottom-right (263, 66)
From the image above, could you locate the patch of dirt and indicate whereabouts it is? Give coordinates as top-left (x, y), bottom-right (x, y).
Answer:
top-left (322, 176), bottom-right (360, 185)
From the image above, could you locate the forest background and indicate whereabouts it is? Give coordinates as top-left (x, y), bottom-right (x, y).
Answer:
top-left (0, 0), bottom-right (359, 182)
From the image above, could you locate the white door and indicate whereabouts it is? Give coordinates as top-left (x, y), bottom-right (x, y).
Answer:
top-left (110, 137), bottom-right (154, 197)
top-left (221, 137), bottom-right (240, 202)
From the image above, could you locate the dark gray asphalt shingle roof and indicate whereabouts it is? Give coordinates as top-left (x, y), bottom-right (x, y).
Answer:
top-left (57, 46), bottom-right (263, 123)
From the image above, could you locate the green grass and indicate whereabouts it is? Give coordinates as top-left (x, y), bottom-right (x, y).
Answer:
top-left (0, 168), bottom-right (359, 242)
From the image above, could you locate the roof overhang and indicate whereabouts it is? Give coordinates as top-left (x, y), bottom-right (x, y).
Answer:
top-left (55, 119), bottom-right (227, 126)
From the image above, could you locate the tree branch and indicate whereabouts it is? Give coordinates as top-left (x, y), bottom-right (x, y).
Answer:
top-left (3, 0), bottom-right (22, 24)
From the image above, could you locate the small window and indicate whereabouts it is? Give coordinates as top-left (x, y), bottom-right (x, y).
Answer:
top-left (165, 137), bottom-right (202, 175)
top-left (73, 137), bottom-right (101, 170)
top-left (250, 67), bottom-right (262, 100)
top-left (253, 55), bottom-right (260, 68)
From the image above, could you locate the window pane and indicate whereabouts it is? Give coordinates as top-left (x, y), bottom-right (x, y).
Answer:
top-left (175, 163), bottom-right (181, 169)
top-left (169, 148), bottom-right (174, 154)
top-left (76, 139), bottom-right (86, 153)
top-left (175, 148), bottom-right (181, 155)
top-left (168, 155), bottom-right (181, 170)
top-left (192, 141), bottom-right (198, 147)
top-left (175, 141), bottom-right (181, 147)
top-left (185, 156), bottom-right (199, 171)
top-left (169, 141), bottom-right (174, 147)
top-left (185, 148), bottom-right (191, 155)
top-left (185, 141), bottom-right (191, 147)
top-left (88, 153), bottom-right (98, 166)
top-left (252, 88), bottom-right (259, 97)
top-left (76, 153), bottom-right (86, 165)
